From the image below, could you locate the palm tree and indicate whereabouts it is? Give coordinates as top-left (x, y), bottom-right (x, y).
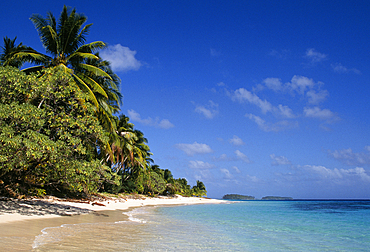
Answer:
top-left (27, 6), bottom-right (120, 109)
top-left (110, 115), bottom-right (153, 181)
top-left (0, 37), bottom-right (43, 68)
top-left (1, 6), bottom-right (121, 114)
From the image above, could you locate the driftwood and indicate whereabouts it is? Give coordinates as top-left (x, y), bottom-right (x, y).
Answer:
top-left (91, 202), bottom-right (105, 207)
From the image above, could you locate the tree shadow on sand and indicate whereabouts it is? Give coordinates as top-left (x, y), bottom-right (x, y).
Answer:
top-left (0, 198), bottom-right (91, 216)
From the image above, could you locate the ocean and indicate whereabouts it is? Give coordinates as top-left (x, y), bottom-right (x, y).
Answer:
top-left (9, 200), bottom-right (370, 251)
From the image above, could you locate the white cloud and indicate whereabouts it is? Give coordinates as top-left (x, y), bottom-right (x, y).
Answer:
top-left (127, 109), bottom-right (174, 129)
top-left (303, 165), bottom-right (370, 182)
top-left (194, 100), bottom-right (219, 119)
top-left (246, 114), bottom-right (298, 132)
top-left (220, 168), bottom-right (233, 179)
top-left (304, 165), bottom-right (343, 180)
top-left (189, 160), bottom-right (214, 169)
top-left (263, 78), bottom-right (283, 92)
top-left (288, 75), bottom-right (316, 95)
top-left (306, 89), bottom-right (329, 105)
top-left (100, 44), bottom-right (141, 72)
top-left (270, 154), bottom-right (292, 166)
top-left (232, 88), bottom-right (273, 114)
top-left (246, 174), bottom-right (259, 183)
top-left (340, 167), bottom-right (370, 182)
top-left (303, 107), bottom-right (336, 120)
top-left (275, 104), bottom-right (295, 118)
top-left (232, 166), bottom-right (241, 173)
top-left (259, 75), bottom-right (329, 106)
top-left (331, 63), bottom-right (361, 74)
top-left (175, 142), bottom-right (213, 156)
top-left (235, 150), bottom-right (252, 163)
top-left (305, 48), bottom-right (327, 63)
top-left (157, 119), bottom-right (174, 129)
top-left (328, 147), bottom-right (370, 166)
top-left (231, 88), bottom-right (294, 118)
top-left (229, 135), bottom-right (245, 146)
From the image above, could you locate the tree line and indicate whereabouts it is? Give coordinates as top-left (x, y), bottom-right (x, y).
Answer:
top-left (0, 6), bottom-right (206, 198)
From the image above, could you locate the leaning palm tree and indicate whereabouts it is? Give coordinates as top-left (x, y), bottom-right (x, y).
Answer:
top-left (26, 5), bottom-right (120, 109)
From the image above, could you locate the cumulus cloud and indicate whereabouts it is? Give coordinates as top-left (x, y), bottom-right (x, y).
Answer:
top-left (189, 160), bottom-right (214, 169)
top-left (175, 142), bottom-right (213, 156)
top-left (306, 89), bottom-right (329, 105)
top-left (194, 100), bottom-right (219, 119)
top-left (246, 114), bottom-right (298, 132)
top-left (328, 147), bottom-right (370, 166)
top-left (303, 107), bottom-right (337, 121)
top-left (100, 44), bottom-right (141, 72)
top-left (305, 48), bottom-right (327, 63)
top-left (263, 78), bottom-right (283, 92)
top-left (270, 154), bottom-right (292, 166)
top-left (259, 75), bottom-right (329, 105)
top-left (127, 109), bottom-right (174, 129)
top-left (235, 150), bottom-right (252, 163)
top-left (288, 75), bottom-right (317, 95)
top-left (229, 135), bottom-right (245, 146)
top-left (331, 63), bottom-right (361, 74)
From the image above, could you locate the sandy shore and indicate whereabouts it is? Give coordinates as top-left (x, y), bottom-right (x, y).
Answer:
top-left (0, 195), bottom-right (224, 224)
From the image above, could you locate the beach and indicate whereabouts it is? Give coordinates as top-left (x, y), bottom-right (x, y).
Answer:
top-left (0, 195), bottom-right (224, 251)
top-left (0, 195), bottom-right (222, 222)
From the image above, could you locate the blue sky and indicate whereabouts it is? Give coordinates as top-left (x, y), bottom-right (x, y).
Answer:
top-left (2, 1), bottom-right (370, 199)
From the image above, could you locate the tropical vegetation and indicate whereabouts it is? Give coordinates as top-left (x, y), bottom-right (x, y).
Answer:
top-left (0, 6), bottom-right (206, 198)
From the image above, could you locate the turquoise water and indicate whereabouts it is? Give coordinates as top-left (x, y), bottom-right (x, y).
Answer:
top-left (32, 200), bottom-right (370, 251)
top-left (135, 200), bottom-right (370, 251)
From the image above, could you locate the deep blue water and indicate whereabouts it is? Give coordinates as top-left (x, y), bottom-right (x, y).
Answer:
top-left (32, 200), bottom-right (370, 251)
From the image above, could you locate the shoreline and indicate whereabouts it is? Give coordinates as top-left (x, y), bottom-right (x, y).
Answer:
top-left (0, 195), bottom-right (226, 224)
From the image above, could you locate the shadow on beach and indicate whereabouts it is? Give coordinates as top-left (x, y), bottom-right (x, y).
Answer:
top-left (0, 198), bottom-right (91, 216)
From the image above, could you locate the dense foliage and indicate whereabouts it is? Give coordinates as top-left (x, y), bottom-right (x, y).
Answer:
top-left (0, 6), bottom-right (207, 198)
top-left (0, 67), bottom-right (118, 196)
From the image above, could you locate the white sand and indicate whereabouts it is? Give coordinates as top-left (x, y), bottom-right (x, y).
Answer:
top-left (0, 195), bottom-right (225, 224)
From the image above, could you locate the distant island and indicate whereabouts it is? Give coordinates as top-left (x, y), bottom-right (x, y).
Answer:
top-left (261, 196), bottom-right (293, 200)
top-left (222, 194), bottom-right (293, 200)
top-left (222, 194), bottom-right (256, 200)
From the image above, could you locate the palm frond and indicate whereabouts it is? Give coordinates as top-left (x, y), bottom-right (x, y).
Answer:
top-left (67, 52), bottom-right (99, 61)
top-left (78, 63), bottom-right (112, 79)
top-left (72, 73), bottom-right (99, 107)
top-left (76, 72), bottom-right (108, 98)
top-left (76, 41), bottom-right (106, 53)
